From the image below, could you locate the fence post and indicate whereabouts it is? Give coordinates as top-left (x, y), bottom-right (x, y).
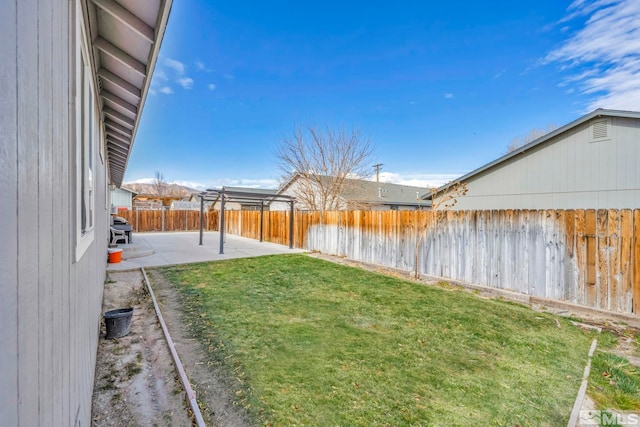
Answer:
top-left (161, 208), bottom-right (165, 232)
top-left (289, 201), bottom-right (294, 249)
top-left (199, 197), bottom-right (204, 245)
top-left (135, 207), bottom-right (139, 232)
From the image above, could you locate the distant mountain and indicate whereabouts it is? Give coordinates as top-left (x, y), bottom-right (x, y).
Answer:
top-left (122, 182), bottom-right (200, 197)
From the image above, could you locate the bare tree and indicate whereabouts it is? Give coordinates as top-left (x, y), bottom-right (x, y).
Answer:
top-left (152, 171), bottom-right (168, 196)
top-left (413, 181), bottom-right (468, 279)
top-left (507, 124), bottom-right (559, 153)
top-left (276, 125), bottom-right (374, 211)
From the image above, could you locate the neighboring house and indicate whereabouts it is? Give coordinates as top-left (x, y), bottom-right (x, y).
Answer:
top-left (133, 193), bottom-right (186, 209)
top-left (1, 1), bottom-right (171, 426)
top-left (427, 109), bottom-right (640, 210)
top-left (170, 200), bottom-right (202, 210)
top-left (274, 174), bottom-right (432, 211)
top-left (110, 186), bottom-right (137, 211)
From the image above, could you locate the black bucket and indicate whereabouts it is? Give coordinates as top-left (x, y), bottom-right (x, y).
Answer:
top-left (104, 308), bottom-right (133, 339)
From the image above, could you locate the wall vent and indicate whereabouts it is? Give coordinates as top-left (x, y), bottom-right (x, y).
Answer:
top-left (592, 119), bottom-right (609, 140)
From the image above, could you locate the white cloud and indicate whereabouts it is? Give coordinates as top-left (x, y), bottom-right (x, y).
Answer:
top-left (546, 0), bottom-right (640, 111)
top-left (177, 77), bottom-right (194, 89)
top-left (172, 180), bottom-right (208, 190)
top-left (128, 177), bottom-right (156, 184)
top-left (154, 70), bottom-right (169, 81)
top-left (208, 83), bottom-right (217, 91)
top-left (223, 73), bottom-right (235, 80)
top-left (372, 172), bottom-right (462, 188)
top-left (165, 57), bottom-right (186, 75)
top-left (159, 86), bottom-right (173, 95)
top-left (149, 88), bottom-right (157, 96)
top-left (196, 61), bottom-right (213, 72)
top-left (444, 93), bottom-right (454, 99)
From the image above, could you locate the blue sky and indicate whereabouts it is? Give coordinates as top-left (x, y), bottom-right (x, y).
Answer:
top-left (126, 0), bottom-right (640, 189)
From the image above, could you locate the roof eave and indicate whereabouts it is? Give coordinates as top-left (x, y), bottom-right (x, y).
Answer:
top-left (96, 0), bottom-right (173, 187)
top-left (119, 0), bottom-right (172, 183)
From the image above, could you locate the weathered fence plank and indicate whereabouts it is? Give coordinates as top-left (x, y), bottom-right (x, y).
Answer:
top-left (586, 210), bottom-right (597, 306)
top-left (634, 210), bottom-right (640, 314)
top-left (596, 210), bottom-right (609, 310)
top-left (619, 210), bottom-right (632, 313)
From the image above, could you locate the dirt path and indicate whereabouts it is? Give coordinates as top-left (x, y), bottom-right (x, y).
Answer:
top-left (146, 268), bottom-right (254, 427)
top-left (92, 270), bottom-right (192, 426)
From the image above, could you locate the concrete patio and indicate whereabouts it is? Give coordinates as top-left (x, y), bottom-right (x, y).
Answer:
top-left (107, 231), bottom-right (305, 271)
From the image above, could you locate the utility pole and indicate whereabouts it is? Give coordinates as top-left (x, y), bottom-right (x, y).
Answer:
top-left (373, 163), bottom-right (384, 183)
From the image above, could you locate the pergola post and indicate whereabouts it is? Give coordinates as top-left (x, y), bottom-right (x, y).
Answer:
top-left (289, 200), bottom-right (294, 249)
top-left (219, 194), bottom-right (225, 254)
top-left (199, 194), bottom-right (204, 245)
top-left (197, 188), bottom-right (295, 249)
top-left (259, 201), bottom-right (264, 242)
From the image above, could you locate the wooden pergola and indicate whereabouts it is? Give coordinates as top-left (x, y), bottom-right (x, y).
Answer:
top-left (196, 189), bottom-right (296, 254)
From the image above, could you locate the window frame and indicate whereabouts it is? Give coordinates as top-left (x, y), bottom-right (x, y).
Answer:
top-left (74, 1), bottom-right (97, 262)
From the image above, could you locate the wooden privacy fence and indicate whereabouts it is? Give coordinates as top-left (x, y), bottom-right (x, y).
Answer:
top-left (116, 208), bottom-right (640, 315)
top-left (118, 209), bottom-right (219, 232)
top-left (220, 209), bottom-right (640, 315)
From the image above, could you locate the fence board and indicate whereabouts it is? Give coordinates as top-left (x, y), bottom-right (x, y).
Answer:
top-left (608, 210), bottom-right (620, 312)
top-left (596, 210), bottom-right (609, 310)
top-left (564, 210), bottom-right (576, 302)
top-left (586, 210), bottom-right (597, 306)
top-left (619, 210), bottom-right (632, 313)
top-left (575, 210), bottom-right (586, 305)
top-left (634, 210), bottom-right (640, 314)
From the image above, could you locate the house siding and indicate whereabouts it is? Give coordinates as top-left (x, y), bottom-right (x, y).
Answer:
top-left (1, 1), bottom-right (108, 426)
top-left (452, 116), bottom-right (640, 210)
top-left (111, 188), bottom-right (134, 209)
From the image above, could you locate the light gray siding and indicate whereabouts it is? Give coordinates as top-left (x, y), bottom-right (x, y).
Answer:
top-left (1, 1), bottom-right (108, 426)
top-left (111, 187), bottom-right (134, 209)
top-left (453, 116), bottom-right (640, 209)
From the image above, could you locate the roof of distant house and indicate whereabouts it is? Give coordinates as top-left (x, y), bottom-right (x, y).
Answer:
top-left (279, 173), bottom-right (432, 207)
top-left (424, 108), bottom-right (640, 200)
top-left (118, 186), bottom-right (138, 195)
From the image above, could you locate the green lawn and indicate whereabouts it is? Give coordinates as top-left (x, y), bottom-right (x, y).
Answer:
top-left (158, 254), bottom-right (598, 426)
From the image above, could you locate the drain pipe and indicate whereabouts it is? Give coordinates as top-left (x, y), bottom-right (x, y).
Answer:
top-left (141, 267), bottom-right (206, 427)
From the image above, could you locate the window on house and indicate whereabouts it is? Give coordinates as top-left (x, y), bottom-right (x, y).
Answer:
top-left (75, 2), bottom-right (97, 261)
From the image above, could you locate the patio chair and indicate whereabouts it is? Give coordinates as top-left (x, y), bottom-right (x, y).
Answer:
top-left (110, 227), bottom-right (129, 245)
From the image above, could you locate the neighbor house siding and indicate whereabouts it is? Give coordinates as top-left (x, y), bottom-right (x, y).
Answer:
top-left (1, 1), bottom-right (108, 426)
top-left (111, 188), bottom-right (134, 209)
top-left (453, 116), bottom-right (640, 210)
